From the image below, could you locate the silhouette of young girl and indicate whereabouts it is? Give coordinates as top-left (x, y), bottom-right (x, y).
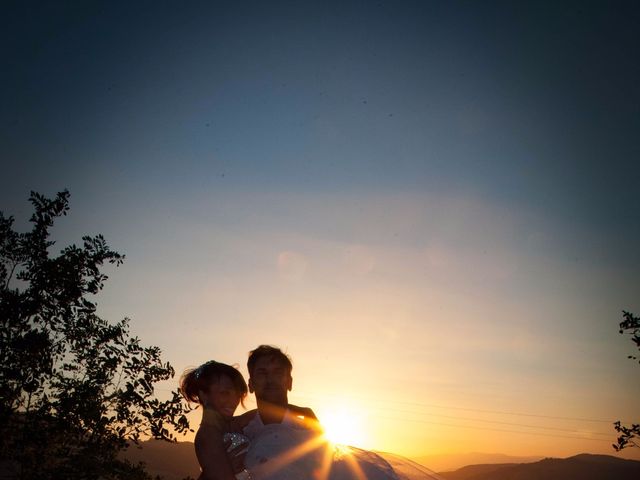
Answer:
top-left (180, 361), bottom-right (255, 480)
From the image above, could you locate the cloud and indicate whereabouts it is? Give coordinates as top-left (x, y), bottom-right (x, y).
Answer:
top-left (342, 244), bottom-right (376, 275)
top-left (277, 250), bottom-right (308, 281)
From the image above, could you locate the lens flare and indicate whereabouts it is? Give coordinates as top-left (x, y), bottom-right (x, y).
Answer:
top-left (320, 408), bottom-right (364, 447)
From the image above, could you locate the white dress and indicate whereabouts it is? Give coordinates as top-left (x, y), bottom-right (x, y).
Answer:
top-left (238, 411), bottom-right (444, 480)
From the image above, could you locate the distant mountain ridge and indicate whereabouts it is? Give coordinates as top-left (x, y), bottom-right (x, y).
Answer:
top-left (439, 453), bottom-right (640, 480)
top-left (416, 452), bottom-right (543, 472)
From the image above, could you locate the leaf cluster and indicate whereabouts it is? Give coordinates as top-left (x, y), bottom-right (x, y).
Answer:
top-left (613, 310), bottom-right (640, 451)
top-left (618, 310), bottom-right (640, 363)
top-left (0, 191), bottom-right (192, 479)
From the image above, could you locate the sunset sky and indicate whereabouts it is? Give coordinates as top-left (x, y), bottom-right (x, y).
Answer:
top-left (2, 0), bottom-right (639, 466)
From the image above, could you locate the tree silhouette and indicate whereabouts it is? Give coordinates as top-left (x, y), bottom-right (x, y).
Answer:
top-left (0, 191), bottom-right (192, 479)
top-left (613, 310), bottom-right (640, 451)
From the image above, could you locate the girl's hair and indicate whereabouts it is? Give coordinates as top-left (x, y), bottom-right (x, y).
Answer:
top-left (179, 360), bottom-right (248, 407)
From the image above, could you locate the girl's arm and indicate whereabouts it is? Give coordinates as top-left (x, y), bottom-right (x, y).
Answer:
top-left (195, 427), bottom-right (238, 480)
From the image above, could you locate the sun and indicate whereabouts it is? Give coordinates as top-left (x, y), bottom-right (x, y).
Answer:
top-left (319, 408), bottom-right (365, 446)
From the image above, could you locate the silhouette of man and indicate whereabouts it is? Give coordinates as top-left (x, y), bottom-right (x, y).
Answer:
top-left (243, 345), bottom-right (319, 436)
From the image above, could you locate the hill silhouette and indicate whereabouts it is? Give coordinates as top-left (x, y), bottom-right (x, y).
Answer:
top-left (439, 453), bottom-right (640, 480)
top-left (123, 440), bottom-right (199, 480)
top-left (416, 452), bottom-right (542, 472)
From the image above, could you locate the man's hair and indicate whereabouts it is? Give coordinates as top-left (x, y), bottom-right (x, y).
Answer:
top-left (247, 345), bottom-right (293, 375)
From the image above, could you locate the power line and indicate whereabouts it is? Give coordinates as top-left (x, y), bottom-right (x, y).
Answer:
top-left (294, 391), bottom-right (625, 442)
top-left (305, 393), bottom-right (614, 440)
top-left (374, 415), bottom-right (612, 443)
top-left (294, 390), bottom-right (617, 424)
top-left (365, 407), bottom-right (612, 437)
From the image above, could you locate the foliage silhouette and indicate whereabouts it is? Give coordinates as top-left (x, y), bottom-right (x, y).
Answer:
top-left (613, 310), bottom-right (640, 451)
top-left (0, 190), bottom-right (192, 479)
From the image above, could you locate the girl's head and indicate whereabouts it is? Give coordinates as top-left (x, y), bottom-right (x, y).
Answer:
top-left (180, 361), bottom-right (248, 417)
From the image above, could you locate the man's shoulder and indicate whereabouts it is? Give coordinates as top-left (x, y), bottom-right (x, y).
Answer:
top-left (288, 404), bottom-right (317, 420)
top-left (287, 404), bottom-right (321, 431)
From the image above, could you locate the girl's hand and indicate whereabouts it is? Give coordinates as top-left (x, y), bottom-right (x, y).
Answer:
top-left (224, 435), bottom-right (249, 474)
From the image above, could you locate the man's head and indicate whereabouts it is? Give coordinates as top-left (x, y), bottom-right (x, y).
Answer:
top-left (247, 345), bottom-right (293, 406)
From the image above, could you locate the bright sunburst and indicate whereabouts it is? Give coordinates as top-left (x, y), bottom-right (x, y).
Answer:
top-left (320, 408), bottom-right (365, 446)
